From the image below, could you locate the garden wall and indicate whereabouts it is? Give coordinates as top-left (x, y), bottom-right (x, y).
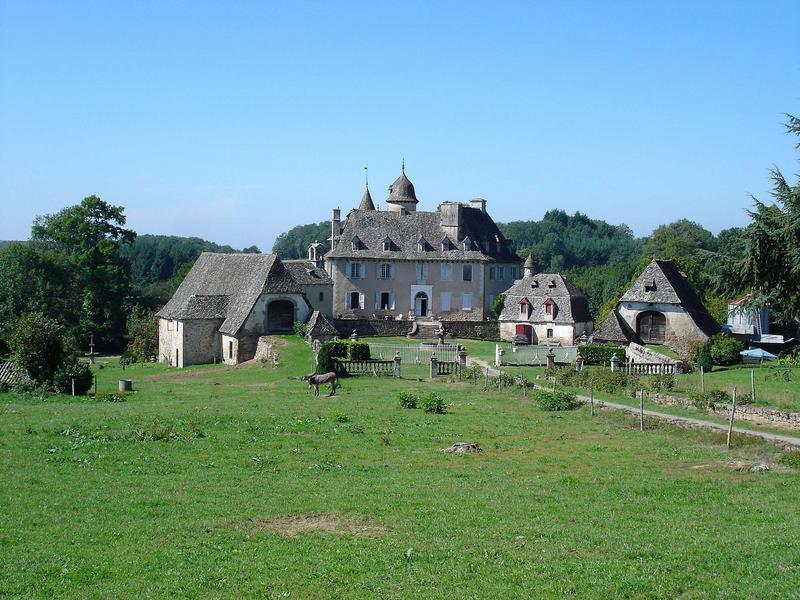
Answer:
top-left (649, 392), bottom-right (800, 429)
top-left (440, 320), bottom-right (500, 341)
top-left (333, 319), bottom-right (412, 338)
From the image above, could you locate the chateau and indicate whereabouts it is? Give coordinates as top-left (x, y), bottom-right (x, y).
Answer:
top-left (325, 165), bottom-right (521, 321)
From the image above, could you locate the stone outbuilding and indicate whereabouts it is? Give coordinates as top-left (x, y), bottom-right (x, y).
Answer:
top-left (157, 252), bottom-right (331, 367)
top-left (498, 254), bottom-right (593, 345)
top-left (593, 258), bottom-right (718, 356)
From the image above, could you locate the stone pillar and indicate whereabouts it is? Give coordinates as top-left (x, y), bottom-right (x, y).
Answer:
top-left (610, 354), bottom-right (620, 372)
top-left (545, 349), bottom-right (555, 370)
top-left (393, 352), bottom-right (402, 378)
top-left (458, 348), bottom-right (468, 369)
top-left (119, 379), bottom-right (133, 392)
top-left (430, 353), bottom-right (438, 378)
top-left (575, 355), bottom-right (584, 372)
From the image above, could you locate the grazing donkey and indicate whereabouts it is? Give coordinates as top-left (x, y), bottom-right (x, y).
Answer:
top-left (302, 372), bottom-right (338, 397)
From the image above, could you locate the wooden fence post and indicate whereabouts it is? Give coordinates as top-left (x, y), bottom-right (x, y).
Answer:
top-left (590, 382), bottom-right (594, 417)
top-left (639, 390), bottom-right (644, 431)
top-left (700, 366), bottom-right (705, 393)
top-left (71, 378), bottom-right (75, 396)
top-left (726, 387), bottom-right (737, 449)
top-left (751, 369), bottom-right (755, 403)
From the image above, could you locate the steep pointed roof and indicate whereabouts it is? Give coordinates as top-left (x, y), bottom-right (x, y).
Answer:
top-left (358, 187), bottom-right (375, 210)
top-left (524, 253), bottom-right (535, 269)
top-left (499, 272), bottom-right (591, 323)
top-left (593, 309), bottom-right (638, 344)
top-left (386, 165), bottom-right (418, 206)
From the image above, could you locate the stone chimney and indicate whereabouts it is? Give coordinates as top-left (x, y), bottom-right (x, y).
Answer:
top-left (469, 198), bottom-right (487, 213)
top-left (331, 207), bottom-right (341, 246)
top-left (439, 202), bottom-right (462, 240)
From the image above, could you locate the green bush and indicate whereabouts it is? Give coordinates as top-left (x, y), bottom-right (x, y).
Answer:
top-left (534, 390), bottom-right (578, 411)
top-left (125, 309), bottom-right (158, 363)
top-left (398, 391), bottom-right (418, 409)
top-left (330, 411), bottom-right (350, 423)
top-left (578, 343), bottom-right (626, 366)
top-left (648, 373), bottom-right (676, 393)
top-left (710, 335), bottom-right (744, 366)
top-left (316, 339), bottom-right (350, 374)
top-left (688, 390), bottom-right (730, 410)
top-left (779, 451), bottom-right (800, 469)
top-left (421, 393), bottom-right (447, 414)
top-left (52, 355), bottom-right (93, 395)
top-left (348, 341), bottom-right (371, 361)
top-left (689, 341), bottom-right (713, 372)
top-left (292, 321), bottom-right (307, 338)
top-left (8, 313), bottom-right (66, 383)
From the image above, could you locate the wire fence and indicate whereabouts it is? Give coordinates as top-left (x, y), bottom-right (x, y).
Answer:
top-left (368, 342), bottom-right (460, 364)
top-left (498, 345), bottom-right (578, 366)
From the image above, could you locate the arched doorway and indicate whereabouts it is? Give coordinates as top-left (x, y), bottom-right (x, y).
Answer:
top-left (414, 291), bottom-right (429, 317)
top-left (267, 299), bottom-right (295, 332)
top-left (637, 311), bottom-right (666, 343)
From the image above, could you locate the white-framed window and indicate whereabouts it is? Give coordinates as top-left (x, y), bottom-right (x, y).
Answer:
top-left (441, 238), bottom-right (451, 251)
top-left (461, 292), bottom-right (473, 311)
top-left (379, 262), bottom-right (392, 280)
top-left (416, 261), bottom-right (426, 282)
top-left (462, 264), bottom-right (473, 281)
top-left (441, 263), bottom-right (453, 281)
top-left (349, 262), bottom-right (362, 279)
top-left (351, 237), bottom-right (361, 251)
top-left (348, 291), bottom-right (363, 309)
top-left (382, 238), bottom-right (393, 252)
top-left (546, 328), bottom-right (554, 338)
top-left (440, 292), bottom-right (452, 311)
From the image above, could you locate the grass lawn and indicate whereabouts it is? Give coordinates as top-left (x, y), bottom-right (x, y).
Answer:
top-left (2, 336), bottom-right (799, 598)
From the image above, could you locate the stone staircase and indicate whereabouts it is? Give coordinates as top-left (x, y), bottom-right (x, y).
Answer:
top-left (407, 320), bottom-right (442, 339)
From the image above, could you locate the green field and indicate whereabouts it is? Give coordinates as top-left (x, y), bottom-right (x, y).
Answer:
top-left (2, 336), bottom-right (799, 598)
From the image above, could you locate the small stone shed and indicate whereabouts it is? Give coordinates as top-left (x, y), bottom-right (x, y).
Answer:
top-left (593, 258), bottom-right (718, 356)
top-left (158, 252), bottom-right (325, 367)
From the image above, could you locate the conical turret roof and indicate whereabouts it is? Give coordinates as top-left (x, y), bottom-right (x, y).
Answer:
top-left (358, 187), bottom-right (375, 210)
top-left (386, 163), bottom-right (418, 206)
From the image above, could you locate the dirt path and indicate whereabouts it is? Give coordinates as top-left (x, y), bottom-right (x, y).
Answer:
top-left (466, 357), bottom-right (800, 447)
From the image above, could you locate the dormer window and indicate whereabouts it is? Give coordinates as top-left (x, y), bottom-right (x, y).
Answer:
top-left (531, 281), bottom-right (539, 288)
top-left (351, 236), bottom-right (362, 251)
top-left (463, 236), bottom-right (473, 251)
top-left (548, 279), bottom-right (556, 289)
top-left (519, 299), bottom-right (530, 318)
top-left (644, 279), bottom-right (657, 292)
top-left (544, 298), bottom-right (557, 318)
top-left (441, 237), bottom-right (452, 251)
top-left (382, 238), bottom-right (393, 252)
top-left (417, 237), bottom-right (428, 252)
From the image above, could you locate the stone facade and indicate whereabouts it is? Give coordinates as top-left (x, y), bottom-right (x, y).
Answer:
top-left (325, 167), bottom-right (521, 322)
top-left (159, 318), bottom-right (223, 367)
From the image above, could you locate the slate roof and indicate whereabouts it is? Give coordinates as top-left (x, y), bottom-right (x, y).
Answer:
top-left (619, 259), bottom-right (718, 336)
top-left (386, 170), bottom-right (418, 206)
top-left (306, 310), bottom-right (338, 338)
top-left (326, 206), bottom-right (519, 262)
top-left (499, 273), bottom-right (592, 323)
top-left (358, 187), bottom-right (375, 211)
top-left (592, 310), bottom-right (639, 344)
top-left (284, 261), bottom-right (334, 285)
top-left (157, 253), bottom-right (304, 335)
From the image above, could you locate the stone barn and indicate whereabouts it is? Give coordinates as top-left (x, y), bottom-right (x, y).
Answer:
top-left (593, 258), bottom-right (718, 356)
top-left (498, 254), bottom-right (593, 345)
top-left (158, 252), bottom-right (331, 367)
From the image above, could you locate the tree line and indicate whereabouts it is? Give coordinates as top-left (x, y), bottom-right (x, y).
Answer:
top-left (0, 114), bottom-right (797, 362)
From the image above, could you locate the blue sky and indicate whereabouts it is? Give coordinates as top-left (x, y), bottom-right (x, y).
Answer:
top-left (1, 1), bottom-right (798, 250)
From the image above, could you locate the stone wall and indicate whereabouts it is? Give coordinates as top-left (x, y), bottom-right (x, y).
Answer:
top-left (626, 342), bottom-right (676, 364)
top-left (333, 319), bottom-right (413, 338)
top-left (441, 319), bottom-right (500, 340)
top-left (183, 319), bottom-right (223, 366)
top-left (649, 392), bottom-right (800, 429)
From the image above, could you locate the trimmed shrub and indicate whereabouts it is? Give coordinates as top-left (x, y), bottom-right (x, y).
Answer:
top-left (534, 390), bottom-right (578, 411)
top-left (710, 335), bottom-right (744, 366)
top-left (648, 373), bottom-right (676, 393)
top-left (292, 321), bottom-right (307, 338)
top-left (52, 355), bottom-right (93, 395)
top-left (421, 393), bottom-right (447, 414)
top-left (8, 313), bottom-right (66, 383)
top-left (398, 391), bottom-right (418, 409)
top-left (578, 343), bottom-right (626, 366)
top-left (348, 341), bottom-right (371, 361)
top-left (316, 339), bottom-right (350, 374)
